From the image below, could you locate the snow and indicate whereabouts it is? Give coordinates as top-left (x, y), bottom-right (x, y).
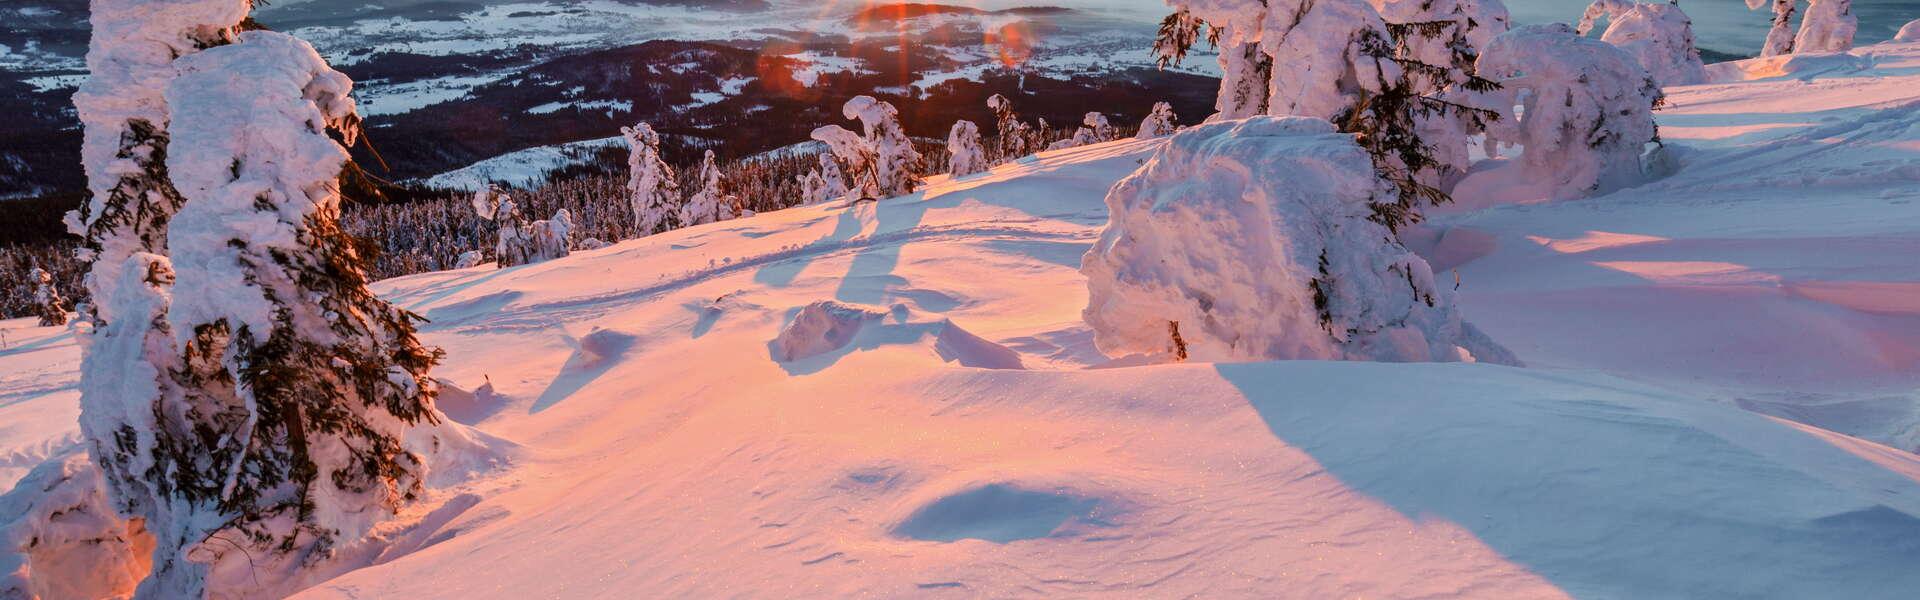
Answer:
top-left (8, 33), bottom-right (1920, 600)
top-left (1900, 18), bottom-right (1920, 42)
top-left (424, 136), bottom-right (623, 192)
top-left (1599, 1), bottom-right (1709, 87)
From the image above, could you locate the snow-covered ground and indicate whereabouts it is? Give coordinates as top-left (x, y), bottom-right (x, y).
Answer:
top-left (8, 40), bottom-right (1920, 598)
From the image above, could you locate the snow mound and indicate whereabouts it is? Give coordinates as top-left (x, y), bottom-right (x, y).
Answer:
top-left (770, 301), bottom-right (1023, 372)
top-left (1900, 19), bottom-right (1920, 43)
top-left (1082, 117), bottom-right (1515, 364)
top-left (1706, 49), bottom-right (1874, 82)
top-left (893, 483), bottom-right (1109, 543)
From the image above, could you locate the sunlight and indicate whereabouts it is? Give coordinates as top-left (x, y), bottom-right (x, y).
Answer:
top-left (1526, 231), bottom-right (1669, 254)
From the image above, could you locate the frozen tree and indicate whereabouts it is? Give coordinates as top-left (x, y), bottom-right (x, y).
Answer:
top-left (1372, 0), bottom-right (1512, 74)
top-left (1478, 24), bottom-right (1664, 199)
top-left (29, 266), bottom-right (68, 326)
top-left (1600, 1), bottom-right (1708, 87)
top-left (527, 209), bottom-right (575, 263)
top-left (105, 30), bottom-right (448, 597)
top-left (1749, 0), bottom-right (1799, 57)
top-left (987, 94), bottom-right (1035, 162)
top-left (623, 122), bottom-right (679, 235)
top-left (816, 96), bottom-right (922, 199)
top-left (1, 454), bottom-right (152, 600)
top-left (473, 186), bottom-right (531, 267)
top-left (798, 152), bottom-right (852, 205)
top-left (1794, 0), bottom-right (1856, 53)
top-left (1576, 0), bottom-right (1635, 35)
top-left (1137, 102), bottom-right (1179, 138)
top-left (65, 0), bottom-right (248, 328)
top-left (1050, 112), bottom-right (1120, 150)
top-left (1899, 18), bottom-right (1920, 42)
top-left (680, 150), bottom-right (741, 226)
top-left (1153, 6), bottom-right (1270, 119)
top-left (1082, 117), bottom-right (1516, 365)
top-left (947, 120), bottom-right (989, 177)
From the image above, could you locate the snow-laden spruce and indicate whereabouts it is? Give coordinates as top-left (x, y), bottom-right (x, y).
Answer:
top-left (1, 454), bottom-right (151, 600)
top-left (475, 187), bottom-right (572, 267)
top-left (1749, 0), bottom-right (1800, 56)
top-left (813, 96), bottom-right (922, 200)
top-left (1598, 1), bottom-right (1708, 87)
top-left (798, 153), bottom-right (850, 205)
top-left (1794, 0), bottom-right (1857, 54)
top-left (122, 30), bottom-right (447, 598)
top-left (623, 122), bottom-right (679, 235)
top-left (1081, 117), bottom-right (1516, 365)
top-left (1370, 0), bottom-right (1511, 74)
top-left (1136, 102), bottom-right (1179, 139)
top-left (65, 0), bottom-right (247, 328)
top-left (946, 120), bottom-right (988, 177)
top-left (28, 267), bottom-right (67, 327)
top-left (1049, 112), bottom-right (1118, 151)
top-left (1478, 24), bottom-right (1664, 200)
top-left (681, 150), bottom-right (740, 226)
top-left (987, 94), bottom-right (1035, 162)
top-left (1576, 0), bottom-right (1634, 35)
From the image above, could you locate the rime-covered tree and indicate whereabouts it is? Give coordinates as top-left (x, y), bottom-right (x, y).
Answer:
top-left (812, 124), bottom-right (877, 200)
top-left (1576, 0), bottom-right (1635, 35)
top-left (1051, 112), bottom-right (1120, 150)
top-left (1795, 0), bottom-right (1856, 53)
top-left (1749, 0), bottom-right (1799, 57)
top-left (1153, 7), bottom-right (1269, 120)
top-left (1371, 0), bottom-right (1511, 76)
top-left (947, 120), bottom-right (989, 177)
top-left (623, 122), bottom-right (679, 235)
top-left (29, 266), bottom-right (69, 327)
top-left (816, 96), bottom-right (922, 199)
top-left (1137, 102), bottom-right (1180, 138)
top-left (680, 150), bottom-right (740, 226)
top-left (118, 29), bottom-right (448, 597)
top-left (474, 186), bottom-right (531, 267)
top-left (1600, 1), bottom-right (1708, 87)
top-left (799, 152), bottom-right (852, 205)
top-left (66, 0), bottom-right (247, 329)
top-left (1478, 24), bottom-right (1664, 199)
top-left (987, 94), bottom-right (1035, 162)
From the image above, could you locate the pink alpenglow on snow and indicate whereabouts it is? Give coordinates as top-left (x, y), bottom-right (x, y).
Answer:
top-left (1082, 117), bottom-right (1516, 365)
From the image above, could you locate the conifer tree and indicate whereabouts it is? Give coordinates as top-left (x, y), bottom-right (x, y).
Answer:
top-left (1794, 0), bottom-right (1856, 53)
top-left (29, 266), bottom-right (68, 327)
top-left (1137, 102), bottom-right (1180, 138)
top-left (1750, 0), bottom-right (1799, 57)
top-left (623, 122), bottom-right (679, 235)
top-left (987, 94), bottom-right (1034, 162)
top-left (680, 149), bottom-right (740, 226)
top-left (947, 120), bottom-right (989, 177)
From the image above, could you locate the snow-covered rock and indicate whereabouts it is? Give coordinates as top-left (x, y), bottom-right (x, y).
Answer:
top-left (1082, 117), bottom-right (1514, 364)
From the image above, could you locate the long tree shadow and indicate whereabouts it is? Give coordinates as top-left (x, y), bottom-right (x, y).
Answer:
top-left (1214, 361), bottom-right (1920, 598)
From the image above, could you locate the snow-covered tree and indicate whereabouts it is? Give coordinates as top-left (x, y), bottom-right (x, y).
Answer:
top-left (987, 94), bottom-right (1035, 162)
top-left (1372, 0), bottom-right (1512, 75)
top-left (473, 186), bottom-right (531, 267)
top-left (1899, 18), bottom-right (1920, 42)
top-left (1794, 0), bottom-right (1856, 53)
top-left (623, 122), bottom-right (679, 235)
top-left (1153, 7), bottom-right (1270, 119)
top-left (815, 96), bottom-right (922, 200)
top-left (29, 266), bottom-right (68, 326)
top-left (1137, 102), bottom-right (1179, 138)
top-left (527, 209), bottom-right (575, 262)
top-left (1749, 0), bottom-right (1799, 57)
top-left (680, 150), bottom-right (741, 226)
top-left (1576, 0), bottom-right (1635, 35)
top-left (120, 30), bottom-right (446, 597)
top-left (1050, 112), bottom-right (1119, 150)
top-left (1477, 24), bottom-right (1664, 199)
top-left (1082, 117), bottom-right (1516, 365)
top-left (65, 0), bottom-right (248, 329)
top-left (1600, 1), bottom-right (1708, 87)
top-left (947, 120), bottom-right (989, 177)
top-left (798, 152), bottom-right (852, 205)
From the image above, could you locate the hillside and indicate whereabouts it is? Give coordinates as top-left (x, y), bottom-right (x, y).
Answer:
top-left (6, 37), bottom-right (1920, 597)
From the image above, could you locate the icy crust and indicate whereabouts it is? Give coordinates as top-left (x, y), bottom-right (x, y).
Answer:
top-left (1599, 2), bottom-right (1708, 87)
top-left (1081, 117), bottom-right (1515, 364)
top-left (1477, 24), bottom-right (1663, 200)
top-left (0, 454), bottom-right (151, 600)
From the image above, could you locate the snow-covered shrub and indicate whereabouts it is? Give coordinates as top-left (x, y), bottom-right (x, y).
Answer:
top-left (1137, 102), bottom-right (1179, 138)
top-left (1899, 18), bottom-right (1920, 42)
top-left (1794, 0), bottom-right (1856, 53)
top-left (814, 96), bottom-right (923, 200)
top-left (1749, 0), bottom-right (1799, 57)
top-left (623, 121), bottom-right (679, 235)
top-left (1, 454), bottom-right (152, 600)
top-left (1575, 0), bottom-right (1634, 35)
top-left (577, 237), bottom-right (610, 251)
top-left (65, 0), bottom-right (248, 328)
top-left (1477, 24), bottom-right (1664, 199)
top-left (947, 120), bottom-right (988, 177)
top-left (28, 267), bottom-right (67, 327)
top-left (987, 94), bottom-right (1036, 162)
top-left (1081, 117), bottom-right (1515, 365)
top-left (680, 150), bottom-right (741, 226)
top-left (1599, 2), bottom-right (1708, 87)
top-left (135, 30), bottom-right (447, 597)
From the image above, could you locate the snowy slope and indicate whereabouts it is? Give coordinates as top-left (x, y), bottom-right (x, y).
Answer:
top-left (7, 40), bottom-right (1920, 598)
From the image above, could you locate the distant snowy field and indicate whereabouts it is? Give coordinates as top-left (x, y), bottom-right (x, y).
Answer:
top-left (7, 40), bottom-right (1920, 598)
